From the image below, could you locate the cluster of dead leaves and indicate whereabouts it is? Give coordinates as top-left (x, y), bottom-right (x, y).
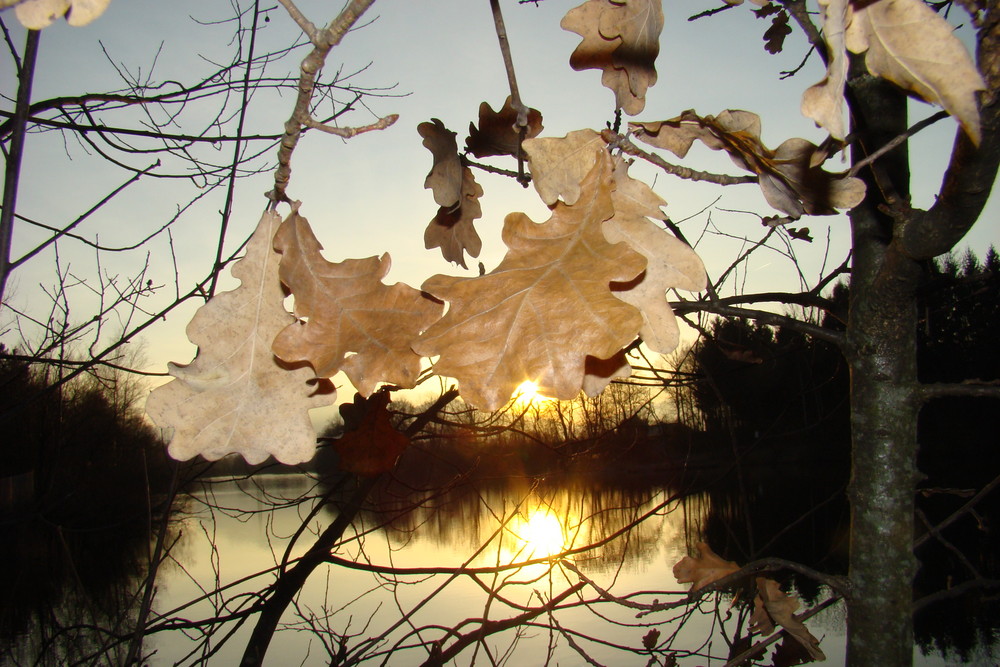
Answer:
top-left (419, 98), bottom-right (543, 270)
top-left (148, 130), bottom-right (706, 462)
top-left (674, 542), bottom-right (827, 663)
top-left (725, 0), bottom-right (986, 143)
top-left (415, 135), bottom-right (705, 409)
top-left (145, 0), bottom-right (988, 466)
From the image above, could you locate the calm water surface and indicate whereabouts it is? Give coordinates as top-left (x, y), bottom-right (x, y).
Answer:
top-left (148, 474), bottom-right (870, 666)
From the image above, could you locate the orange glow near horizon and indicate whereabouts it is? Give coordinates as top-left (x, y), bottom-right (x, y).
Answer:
top-left (512, 380), bottom-right (557, 408)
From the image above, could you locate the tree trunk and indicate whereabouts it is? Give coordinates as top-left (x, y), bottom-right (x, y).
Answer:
top-left (845, 67), bottom-right (921, 666)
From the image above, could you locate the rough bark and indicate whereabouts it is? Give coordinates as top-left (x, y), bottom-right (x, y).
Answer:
top-left (845, 66), bottom-right (921, 666)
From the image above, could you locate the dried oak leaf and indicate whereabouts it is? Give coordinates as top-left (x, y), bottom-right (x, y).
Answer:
top-left (418, 118), bottom-right (464, 207)
top-left (846, 0), bottom-right (986, 144)
top-left (753, 577), bottom-right (826, 662)
top-left (271, 208), bottom-right (443, 395)
top-left (523, 128), bottom-right (608, 206)
top-left (672, 541), bottom-right (740, 590)
top-left (333, 390), bottom-right (409, 477)
top-left (412, 151), bottom-right (646, 410)
top-left (561, 0), bottom-right (663, 115)
top-left (145, 210), bottom-right (334, 465)
top-left (604, 157), bottom-right (706, 354)
top-left (466, 96), bottom-right (544, 158)
top-left (582, 350), bottom-right (632, 397)
top-left (763, 9), bottom-right (791, 54)
top-left (424, 166), bottom-right (484, 269)
top-left (631, 110), bottom-right (865, 218)
top-left (801, 0), bottom-right (850, 140)
top-left (14, 0), bottom-right (111, 28)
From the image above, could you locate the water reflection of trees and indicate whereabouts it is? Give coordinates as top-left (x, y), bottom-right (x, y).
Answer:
top-left (0, 352), bottom-right (179, 665)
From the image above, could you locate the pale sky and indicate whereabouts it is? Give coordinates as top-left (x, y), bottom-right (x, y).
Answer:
top-left (2, 0), bottom-right (996, 402)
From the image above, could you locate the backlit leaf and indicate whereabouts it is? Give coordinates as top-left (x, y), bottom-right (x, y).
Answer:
top-left (412, 151), bottom-right (646, 410)
top-left (418, 118), bottom-right (464, 207)
top-left (424, 166), bottom-right (484, 269)
top-left (845, 0), bottom-right (986, 144)
top-left (801, 0), bottom-right (850, 140)
top-left (754, 577), bottom-right (827, 661)
top-left (523, 128), bottom-right (608, 206)
top-left (14, 0), bottom-right (110, 28)
top-left (561, 0), bottom-right (663, 115)
top-left (465, 96), bottom-right (544, 158)
top-left (604, 157), bottom-right (706, 353)
top-left (145, 210), bottom-right (334, 465)
top-left (271, 207), bottom-right (444, 395)
top-left (672, 541), bottom-right (740, 590)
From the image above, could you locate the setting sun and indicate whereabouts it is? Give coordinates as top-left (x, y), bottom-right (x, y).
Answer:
top-left (513, 381), bottom-right (556, 408)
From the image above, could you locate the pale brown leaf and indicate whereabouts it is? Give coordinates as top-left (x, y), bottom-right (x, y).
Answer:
top-left (672, 541), bottom-right (740, 590)
top-left (754, 577), bottom-right (827, 661)
top-left (271, 208), bottom-right (443, 395)
top-left (466, 96), bottom-right (544, 158)
top-left (523, 128), bottom-right (608, 206)
top-left (604, 157), bottom-right (706, 353)
top-left (144, 210), bottom-right (334, 465)
top-left (424, 166), bottom-right (484, 269)
top-left (846, 0), bottom-right (986, 143)
top-left (561, 0), bottom-right (663, 115)
top-left (412, 151), bottom-right (646, 410)
top-left (418, 118), bottom-right (464, 207)
top-left (14, 0), bottom-right (111, 28)
top-left (801, 0), bottom-right (850, 140)
top-left (631, 110), bottom-right (865, 218)
top-left (582, 351), bottom-right (632, 397)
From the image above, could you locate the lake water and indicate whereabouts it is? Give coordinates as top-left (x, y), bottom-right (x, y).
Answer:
top-left (142, 473), bottom-right (909, 666)
top-left (6, 467), bottom-right (994, 665)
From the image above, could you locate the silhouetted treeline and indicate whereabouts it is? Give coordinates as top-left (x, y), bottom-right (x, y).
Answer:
top-left (0, 349), bottom-right (177, 655)
top-left (688, 248), bottom-right (1000, 662)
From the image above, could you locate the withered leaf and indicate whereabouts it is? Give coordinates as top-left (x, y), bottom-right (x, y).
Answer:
top-left (801, 0), bottom-right (850, 140)
top-left (15, 0), bottom-right (111, 29)
top-left (631, 110), bottom-right (865, 218)
top-left (753, 577), bottom-right (826, 662)
top-left (412, 151), bottom-right (646, 410)
top-left (582, 351), bottom-right (632, 397)
top-left (466, 96), bottom-right (544, 158)
top-left (418, 118), bottom-right (464, 207)
top-left (604, 157), bottom-right (706, 354)
top-left (272, 208), bottom-right (444, 395)
top-left (424, 166), bottom-right (484, 269)
top-left (845, 0), bottom-right (986, 144)
top-left (561, 0), bottom-right (663, 115)
top-left (672, 541), bottom-right (740, 590)
top-left (763, 10), bottom-right (791, 54)
top-left (333, 390), bottom-right (410, 477)
top-left (523, 128), bottom-right (608, 206)
top-left (787, 227), bottom-right (812, 242)
top-left (145, 210), bottom-right (334, 465)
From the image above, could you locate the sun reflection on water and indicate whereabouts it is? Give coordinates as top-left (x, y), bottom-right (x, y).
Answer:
top-left (508, 508), bottom-right (567, 558)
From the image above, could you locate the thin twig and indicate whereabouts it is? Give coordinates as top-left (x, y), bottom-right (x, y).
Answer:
top-left (602, 130), bottom-right (758, 187)
top-left (848, 110), bottom-right (950, 177)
